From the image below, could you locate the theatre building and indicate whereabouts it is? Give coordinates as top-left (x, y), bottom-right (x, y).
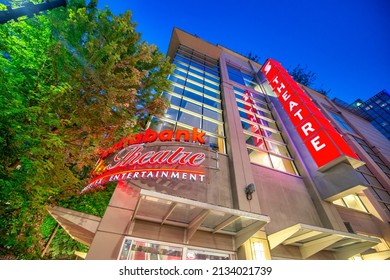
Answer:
top-left (49, 28), bottom-right (390, 260)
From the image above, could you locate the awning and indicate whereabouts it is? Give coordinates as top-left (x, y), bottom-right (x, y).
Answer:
top-left (268, 223), bottom-right (380, 259)
top-left (133, 189), bottom-right (270, 249)
top-left (362, 250), bottom-right (390, 260)
top-left (48, 206), bottom-right (101, 246)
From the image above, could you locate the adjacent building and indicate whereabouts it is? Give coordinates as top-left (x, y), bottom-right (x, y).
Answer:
top-left (333, 89), bottom-right (390, 141)
top-left (49, 28), bottom-right (390, 260)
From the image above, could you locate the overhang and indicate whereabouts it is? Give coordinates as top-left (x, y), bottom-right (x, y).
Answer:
top-left (47, 206), bottom-right (101, 246)
top-left (133, 189), bottom-right (270, 249)
top-left (361, 250), bottom-right (390, 260)
top-left (268, 223), bottom-right (380, 259)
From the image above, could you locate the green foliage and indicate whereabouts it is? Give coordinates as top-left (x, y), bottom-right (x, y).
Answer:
top-left (288, 64), bottom-right (330, 96)
top-left (0, 0), bottom-right (173, 259)
top-left (288, 64), bottom-right (317, 87)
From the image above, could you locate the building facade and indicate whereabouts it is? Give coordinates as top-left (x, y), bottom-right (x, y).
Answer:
top-left (50, 28), bottom-right (390, 260)
top-left (333, 90), bottom-right (390, 141)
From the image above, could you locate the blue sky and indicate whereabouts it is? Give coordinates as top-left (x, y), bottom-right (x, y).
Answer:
top-left (3, 0), bottom-right (388, 103)
top-left (97, 0), bottom-right (389, 104)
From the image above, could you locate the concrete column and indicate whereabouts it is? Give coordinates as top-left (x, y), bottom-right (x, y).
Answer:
top-left (86, 182), bottom-right (140, 260)
top-left (219, 52), bottom-right (262, 214)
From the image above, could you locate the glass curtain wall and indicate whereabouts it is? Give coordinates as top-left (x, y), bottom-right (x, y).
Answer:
top-left (149, 45), bottom-right (225, 153)
top-left (227, 65), bottom-right (298, 175)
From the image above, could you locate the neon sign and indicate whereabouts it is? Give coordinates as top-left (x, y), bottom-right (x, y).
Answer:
top-left (242, 90), bottom-right (265, 149)
top-left (261, 58), bottom-right (359, 169)
top-left (81, 128), bottom-right (208, 193)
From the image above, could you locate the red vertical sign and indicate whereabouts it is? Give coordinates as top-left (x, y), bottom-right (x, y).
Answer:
top-left (242, 90), bottom-right (265, 149)
top-left (261, 58), bottom-right (359, 169)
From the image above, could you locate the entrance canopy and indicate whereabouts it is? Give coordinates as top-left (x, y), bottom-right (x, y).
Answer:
top-left (268, 223), bottom-right (380, 259)
top-left (48, 206), bottom-right (101, 246)
top-left (133, 189), bottom-right (270, 249)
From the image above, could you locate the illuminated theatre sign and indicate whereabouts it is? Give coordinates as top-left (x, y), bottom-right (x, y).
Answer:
top-left (81, 128), bottom-right (208, 193)
top-left (261, 58), bottom-right (360, 170)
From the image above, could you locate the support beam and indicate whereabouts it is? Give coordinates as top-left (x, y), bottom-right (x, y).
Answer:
top-left (335, 242), bottom-right (377, 260)
top-left (282, 231), bottom-right (323, 245)
top-left (161, 202), bottom-right (178, 225)
top-left (268, 224), bottom-right (301, 249)
top-left (186, 209), bottom-right (210, 243)
top-left (235, 220), bottom-right (267, 249)
top-left (213, 215), bottom-right (240, 233)
top-left (361, 250), bottom-right (390, 260)
top-left (300, 235), bottom-right (343, 259)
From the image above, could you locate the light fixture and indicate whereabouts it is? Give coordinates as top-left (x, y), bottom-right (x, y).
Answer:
top-left (245, 183), bottom-right (255, 200)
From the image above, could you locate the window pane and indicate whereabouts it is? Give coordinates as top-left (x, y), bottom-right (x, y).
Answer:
top-left (342, 195), bottom-right (367, 212)
top-left (247, 148), bottom-right (272, 167)
top-left (165, 107), bottom-right (179, 121)
top-left (203, 119), bottom-right (223, 135)
top-left (183, 89), bottom-right (203, 102)
top-left (207, 135), bottom-right (225, 153)
top-left (269, 155), bottom-right (297, 174)
top-left (204, 87), bottom-right (219, 99)
top-left (169, 75), bottom-right (185, 85)
top-left (204, 107), bottom-right (222, 121)
top-left (266, 141), bottom-right (290, 157)
top-left (373, 189), bottom-right (390, 203)
top-left (186, 249), bottom-right (229, 260)
top-left (185, 81), bottom-right (203, 93)
top-left (178, 111), bottom-right (201, 127)
top-left (244, 133), bottom-right (266, 150)
top-left (362, 173), bottom-right (383, 187)
top-left (204, 96), bottom-right (221, 109)
top-left (263, 129), bottom-right (284, 142)
top-left (172, 85), bottom-right (184, 95)
top-left (163, 93), bottom-right (182, 106)
top-left (129, 241), bottom-right (182, 260)
top-left (149, 118), bottom-right (175, 132)
top-left (181, 99), bottom-right (202, 114)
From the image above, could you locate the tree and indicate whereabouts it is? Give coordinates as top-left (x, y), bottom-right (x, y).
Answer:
top-left (288, 64), bottom-right (317, 87)
top-left (0, 0), bottom-right (173, 259)
top-left (288, 64), bottom-right (330, 96)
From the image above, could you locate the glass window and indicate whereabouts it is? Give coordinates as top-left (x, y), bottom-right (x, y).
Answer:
top-left (373, 188), bottom-right (390, 203)
top-left (362, 173), bottom-right (383, 187)
top-left (183, 89), bottom-right (203, 103)
top-left (203, 119), bottom-right (223, 135)
top-left (171, 85), bottom-right (184, 95)
top-left (203, 107), bottom-right (222, 121)
top-left (207, 135), bottom-right (225, 153)
top-left (203, 96), bottom-right (221, 109)
top-left (173, 68), bottom-right (187, 78)
top-left (168, 75), bottom-right (185, 85)
top-left (266, 141), bottom-right (290, 157)
top-left (123, 240), bottom-right (183, 260)
top-left (163, 93), bottom-right (182, 106)
top-left (204, 87), bottom-right (219, 99)
top-left (244, 132), bottom-right (266, 150)
top-left (185, 80), bottom-right (203, 93)
top-left (186, 249), bottom-right (229, 260)
top-left (204, 81), bottom-right (219, 91)
top-left (227, 65), bottom-right (245, 85)
top-left (174, 55), bottom-right (190, 65)
top-left (329, 112), bottom-right (355, 133)
top-left (269, 154), bottom-right (297, 174)
top-left (342, 194), bottom-right (368, 212)
top-left (165, 107), bottom-right (179, 121)
top-left (181, 99), bottom-right (202, 114)
top-left (247, 147), bottom-right (272, 168)
top-left (252, 241), bottom-right (266, 261)
top-left (149, 118), bottom-right (175, 132)
top-left (187, 72), bottom-right (204, 84)
top-left (178, 111), bottom-right (201, 128)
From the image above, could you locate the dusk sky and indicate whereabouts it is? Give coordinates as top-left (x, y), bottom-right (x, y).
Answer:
top-left (98, 0), bottom-right (389, 104)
